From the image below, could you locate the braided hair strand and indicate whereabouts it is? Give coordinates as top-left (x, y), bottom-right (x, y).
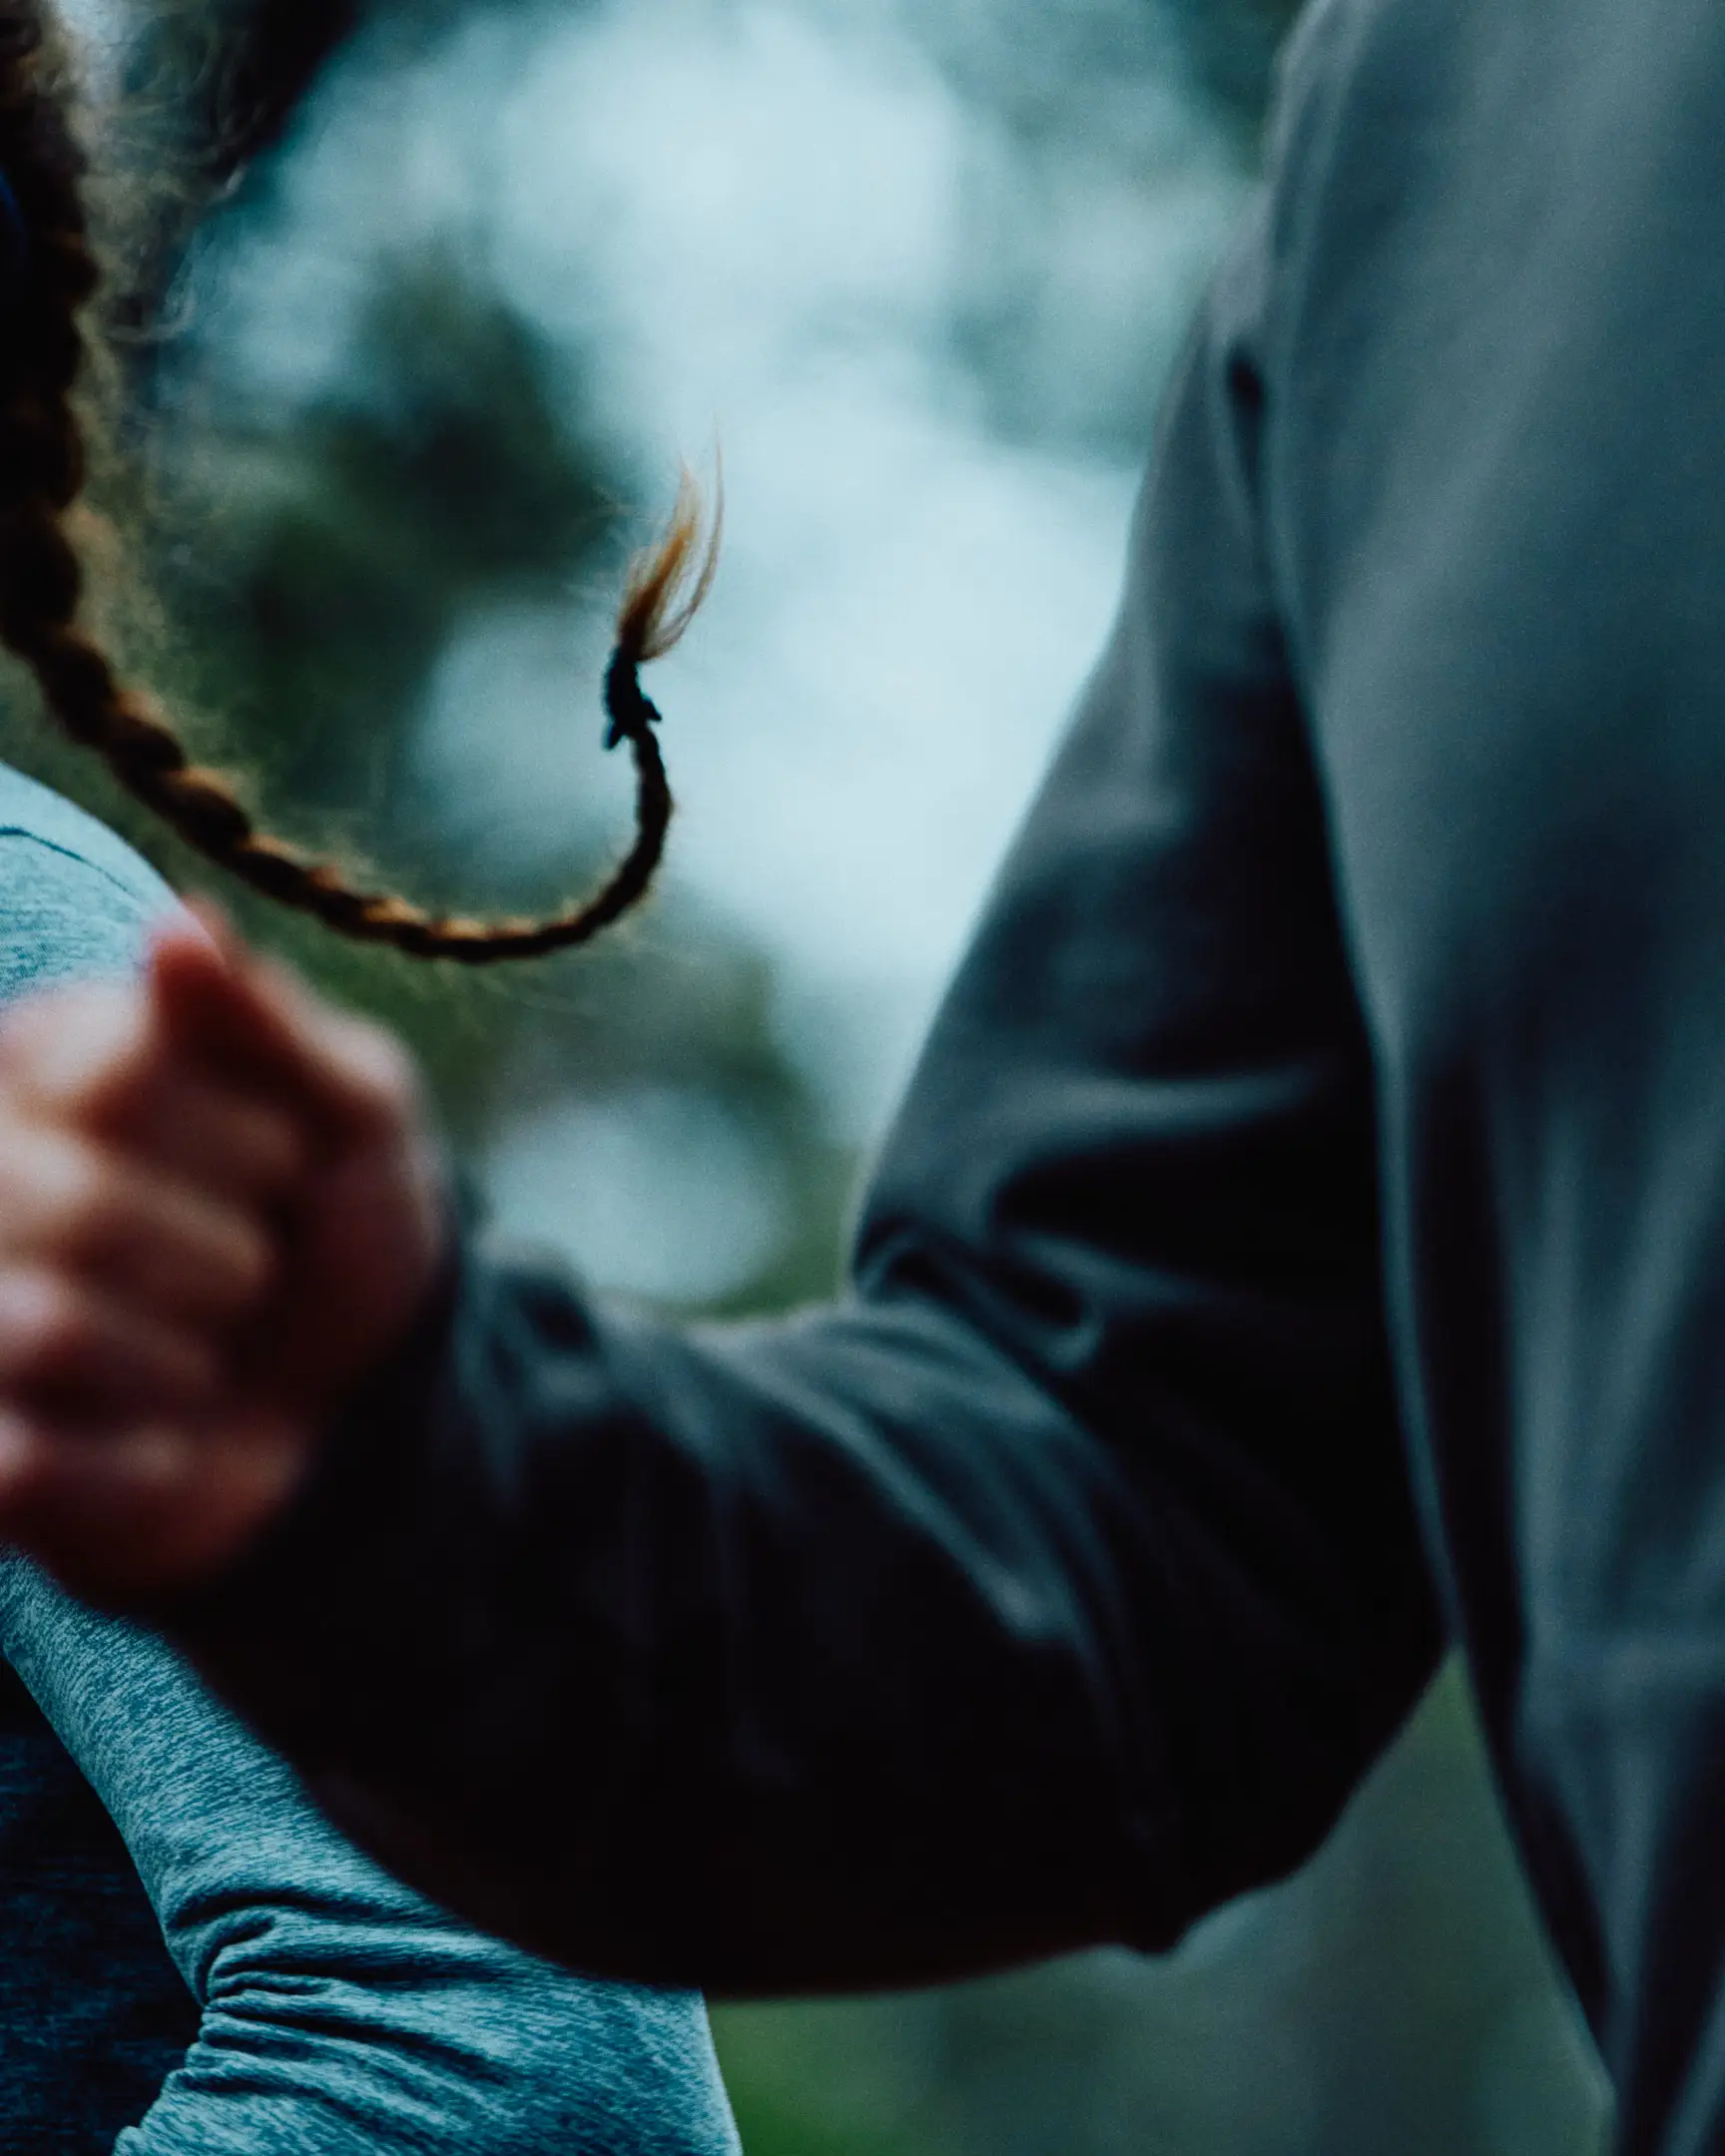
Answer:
top-left (0, 0), bottom-right (716, 962)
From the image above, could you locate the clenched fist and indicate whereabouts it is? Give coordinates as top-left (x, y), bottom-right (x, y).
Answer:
top-left (0, 906), bottom-right (448, 1604)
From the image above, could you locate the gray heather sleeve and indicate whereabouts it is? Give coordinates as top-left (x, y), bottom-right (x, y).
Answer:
top-left (0, 823), bottom-right (176, 1001)
top-left (0, 1561), bottom-right (738, 2156)
top-left (0, 824), bottom-right (739, 2153)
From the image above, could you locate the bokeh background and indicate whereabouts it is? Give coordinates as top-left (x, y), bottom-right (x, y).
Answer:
top-left (14, 0), bottom-right (1612, 2147)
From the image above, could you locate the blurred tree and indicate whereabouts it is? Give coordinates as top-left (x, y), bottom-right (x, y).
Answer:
top-left (4, 0), bottom-right (852, 1243)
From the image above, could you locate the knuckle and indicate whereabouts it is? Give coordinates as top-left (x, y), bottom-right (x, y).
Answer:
top-left (0, 1269), bottom-right (84, 1376)
top-left (48, 994), bottom-right (140, 1100)
top-left (249, 1104), bottom-right (305, 1185)
top-left (343, 1023), bottom-right (420, 1123)
top-left (217, 1216), bottom-right (275, 1302)
top-left (21, 1144), bottom-right (133, 1274)
top-left (0, 1010), bottom-right (149, 1138)
top-left (163, 1332), bottom-right (218, 1400)
top-left (40, 1144), bottom-right (112, 1255)
top-left (0, 1118), bottom-right (30, 1215)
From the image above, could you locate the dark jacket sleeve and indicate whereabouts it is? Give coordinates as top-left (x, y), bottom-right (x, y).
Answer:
top-left (166, 174), bottom-right (1444, 1996)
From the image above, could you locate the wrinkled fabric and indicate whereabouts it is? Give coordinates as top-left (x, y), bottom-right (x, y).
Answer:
top-left (0, 766), bottom-right (738, 2154)
top-left (163, 0), bottom-right (1725, 2148)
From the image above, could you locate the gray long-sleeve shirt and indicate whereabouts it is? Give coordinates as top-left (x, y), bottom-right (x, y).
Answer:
top-left (0, 766), bottom-right (739, 2155)
top-left (150, 0), bottom-right (1725, 2149)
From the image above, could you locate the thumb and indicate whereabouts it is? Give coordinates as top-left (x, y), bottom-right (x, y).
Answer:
top-left (147, 907), bottom-right (309, 1087)
top-left (148, 907), bottom-right (424, 1152)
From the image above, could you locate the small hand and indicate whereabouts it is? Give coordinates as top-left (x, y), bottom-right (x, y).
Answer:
top-left (0, 906), bottom-right (448, 1604)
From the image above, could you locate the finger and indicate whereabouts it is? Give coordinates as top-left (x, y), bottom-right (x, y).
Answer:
top-left (148, 921), bottom-right (422, 1150)
top-left (0, 952), bottom-right (306, 1198)
top-left (148, 916), bottom-right (346, 1098)
top-left (0, 981), bottom-right (152, 1125)
top-left (103, 1070), bottom-right (305, 1204)
top-left (149, 922), bottom-right (424, 1155)
top-left (0, 1413), bottom-right (199, 1604)
top-left (248, 965), bottom-right (424, 1150)
top-left (146, 915), bottom-right (296, 1084)
top-left (0, 1126), bottom-right (277, 1322)
top-left (0, 1399), bottom-right (309, 1606)
top-left (0, 1268), bottom-right (219, 1414)
top-left (89, 1168), bottom-right (277, 1324)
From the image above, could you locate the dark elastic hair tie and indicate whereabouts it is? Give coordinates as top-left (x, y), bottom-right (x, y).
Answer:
top-left (0, 166), bottom-right (28, 291)
top-left (603, 643), bottom-right (662, 751)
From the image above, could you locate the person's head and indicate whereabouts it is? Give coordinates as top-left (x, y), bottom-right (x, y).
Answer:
top-left (0, 0), bottom-right (718, 962)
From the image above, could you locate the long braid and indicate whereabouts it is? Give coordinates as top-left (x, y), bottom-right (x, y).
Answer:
top-left (0, 0), bottom-right (716, 963)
